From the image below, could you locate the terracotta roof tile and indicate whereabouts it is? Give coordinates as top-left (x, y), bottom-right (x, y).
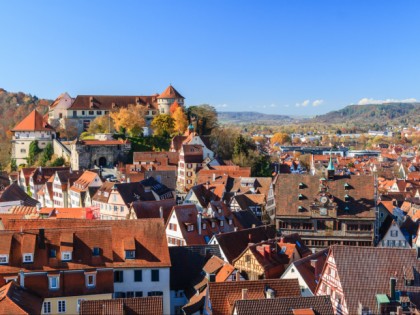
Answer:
top-left (0, 281), bottom-right (43, 315)
top-left (80, 296), bottom-right (163, 315)
top-left (69, 95), bottom-right (159, 111)
top-left (12, 110), bottom-right (54, 132)
top-left (157, 85), bottom-right (184, 99)
top-left (208, 278), bottom-right (301, 315)
top-left (233, 295), bottom-right (334, 315)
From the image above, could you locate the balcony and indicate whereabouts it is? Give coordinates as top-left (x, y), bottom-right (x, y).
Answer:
top-left (280, 227), bottom-right (373, 238)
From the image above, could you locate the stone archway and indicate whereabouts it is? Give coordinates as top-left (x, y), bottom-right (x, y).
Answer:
top-left (98, 157), bottom-right (107, 167)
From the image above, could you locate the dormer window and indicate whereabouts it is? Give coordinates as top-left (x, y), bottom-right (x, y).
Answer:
top-left (187, 225), bottom-right (194, 232)
top-left (125, 250), bottom-right (135, 259)
top-left (298, 194), bottom-right (304, 200)
top-left (211, 222), bottom-right (215, 228)
top-left (228, 219), bottom-right (233, 225)
top-left (299, 182), bottom-right (305, 189)
top-left (85, 271), bottom-right (97, 288)
top-left (298, 206), bottom-right (304, 212)
top-left (49, 249), bottom-right (57, 258)
top-left (220, 221), bottom-right (224, 227)
top-left (202, 223), bottom-right (207, 230)
top-left (344, 194), bottom-right (350, 201)
top-left (62, 251), bottom-right (72, 261)
top-left (344, 183), bottom-right (350, 190)
top-left (23, 253), bottom-right (33, 263)
top-left (48, 275), bottom-right (60, 290)
top-left (92, 247), bottom-right (100, 256)
top-left (0, 255), bottom-right (9, 264)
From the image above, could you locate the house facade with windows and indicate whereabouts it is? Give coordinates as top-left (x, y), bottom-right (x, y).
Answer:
top-left (275, 170), bottom-right (385, 250)
top-left (69, 171), bottom-right (102, 207)
top-left (1, 218), bottom-right (171, 315)
top-left (11, 110), bottom-right (56, 166)
top-left (378, 219), bottom-right (411, 248)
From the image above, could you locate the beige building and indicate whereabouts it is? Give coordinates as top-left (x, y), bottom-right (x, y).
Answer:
top-left (11, 110), bottom-right (56, 166)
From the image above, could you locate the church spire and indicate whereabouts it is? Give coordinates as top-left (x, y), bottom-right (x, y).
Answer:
top-left (327, 152), bottom-right (335, 180)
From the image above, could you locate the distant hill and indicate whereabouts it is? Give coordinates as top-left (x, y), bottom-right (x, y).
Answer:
top-left (311, 102), bottom-right (420, 126)
top-left (0, 88), bottom-right (51, 167)
top-left (218, 111), bottom-right (294, 125)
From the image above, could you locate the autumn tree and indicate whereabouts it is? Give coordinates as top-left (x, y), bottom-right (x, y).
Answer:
top-left (270, 132), bottom-right (291, 146)
top-left (170, 101), bottom-right (181, 116)
top-left (88, 115), bottom-right (115, 134)
top-left (173, 107), bottom-right (188, 135)
top-left (110, 105), bottom-right (146, 136)
top-left (151, 114), bottom-right (174, 137)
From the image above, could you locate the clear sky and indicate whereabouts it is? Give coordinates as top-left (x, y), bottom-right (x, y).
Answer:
top-left (1, 1), bottom-right (419, 116)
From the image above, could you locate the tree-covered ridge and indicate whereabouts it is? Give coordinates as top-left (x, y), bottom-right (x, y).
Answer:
top-left (0, 88), bottom-right (51, 166)
top-left (312, 102), bottom-right (420, 126)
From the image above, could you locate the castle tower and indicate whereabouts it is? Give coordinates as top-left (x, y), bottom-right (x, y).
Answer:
top-left (157, 85), bottom-right (184, 115)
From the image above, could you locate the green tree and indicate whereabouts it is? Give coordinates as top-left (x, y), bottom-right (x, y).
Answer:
top-left (10, 159), bottom-right (17, 172)
top-left (187, 105), bottom-right (218, 135)
top-left (210, 127), bottom-right (239, 160)
top-left (151, 114), bottom-right (174, 137)
top-left (251, 154), bottom-right (272, 177)
top-left (28, 140), bottom-right (41, 165)
top-left (51, 157), bottom-right (65, 166)
top-left (39, 143), bottom-right (54, 166)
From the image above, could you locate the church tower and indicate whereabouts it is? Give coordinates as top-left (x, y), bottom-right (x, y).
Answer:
top-left (327, 154), bottom-right (335, 180)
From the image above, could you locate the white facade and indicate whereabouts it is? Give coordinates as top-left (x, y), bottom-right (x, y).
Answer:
top-left (281, 263), bottom-right (313, 297)
top-left (166, 210), bottom-right (187, 246)
top-left (47, 92), bottom-right (73, 126)
top-left (113, 267), bottom-right (170, 315)
top-left (378, 221), bottom-right (410, 248)
top-left (12, 131), bottom-right (54, 166)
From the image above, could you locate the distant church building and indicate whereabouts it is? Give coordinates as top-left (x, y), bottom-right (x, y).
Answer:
top-left (11, 110), bottom-right (56, 166)
top-left (47, 85), bottom-right (185, 133)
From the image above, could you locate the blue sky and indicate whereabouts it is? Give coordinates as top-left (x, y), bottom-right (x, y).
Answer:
top-left (1, 1), bottom-right (419, 116)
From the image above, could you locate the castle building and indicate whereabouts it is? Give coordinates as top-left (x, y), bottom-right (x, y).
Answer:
top-left (47, 85), bottom-right (185, 133)
top-left (11, 110), bottom-right (56, 166)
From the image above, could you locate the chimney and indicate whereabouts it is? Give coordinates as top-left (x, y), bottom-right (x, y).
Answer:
top-left (241, 288), bottom-right (248, 300)
top-left (234, 227), bottom-right (238, 232)
top-left (236, 271), bottom-right (240, 281)
top-left (159, 206), bottom-right (163, 219)
top-left (212, 173), bottom-right (216, 182)
top-left (396, 306), bottom-right (403, 315)
top-left (252, 224), bottom-right (256, 228)
top-left (197, 213), bottom-right (202, 235)
top-left (38, 228), bottom-right (45, 249)
top-left (248, 233), bottom-right (252, 242)
top-left (127, 177), bottom-right (131, 183)
top-left (265, 288), bottom-right (275, 299)
top-left (390, 277), bottom-right (397, 301)
top-left (89, 96), bottom-right (94, 108)
top-left (19, 270), bottom-right (25, 288)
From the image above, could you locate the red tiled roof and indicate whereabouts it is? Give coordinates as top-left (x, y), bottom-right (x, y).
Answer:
top-left (157, 85), bottom-right (184, 99)
top-left (208, 279), bottom-right (301, 315)
top-left (12, 110), bottom-right (54, 132)
top-left (69, 95), bottom-right (158, 110)
top-left (232, 296), bottom-right (333, 315)
top-left (0, 281), bottom-right (43, 315)
top-left (80, 297), bottom-right (163, 315)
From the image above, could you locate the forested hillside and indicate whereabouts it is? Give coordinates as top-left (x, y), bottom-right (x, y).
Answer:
top-left (312, 103), bottom-right (420, 127)
top-left (0, 88), bottom-right (51, 167)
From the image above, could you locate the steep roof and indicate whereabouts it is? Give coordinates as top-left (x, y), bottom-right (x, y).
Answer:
top-left (0, 281), bottom-right (43, 315)
top-left (321, 246), bottom-right (420, 314)
top-left (0, 183), bottom-right (39, 206)
top-left (208, 279), bottom-right (301, 315)
top-left (275, 174), bottom-right (375, 218)
top-left (131, 198), bottom-right (176, 223)
top-left (12, 110), bottom-right (54, 132)
top-left (169, 245), bottom-right (222, 292)
top-left (12, 109), bottom-right (54, 131)
top-left (80, 297), bottom-right (163, 315)
top-left (157, 85), bottom-right (184, 99)
top-left (233, 295), bottom-right (334, 315)
top-left (213, 225), bottom-right (277, 263)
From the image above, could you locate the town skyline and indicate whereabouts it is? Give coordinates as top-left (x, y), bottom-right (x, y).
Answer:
top-left (2, 1), bottom-right (420, 115)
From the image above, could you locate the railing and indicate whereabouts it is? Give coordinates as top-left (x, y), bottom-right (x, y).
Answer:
top-left (280, 228), bottom-right (373, 237)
